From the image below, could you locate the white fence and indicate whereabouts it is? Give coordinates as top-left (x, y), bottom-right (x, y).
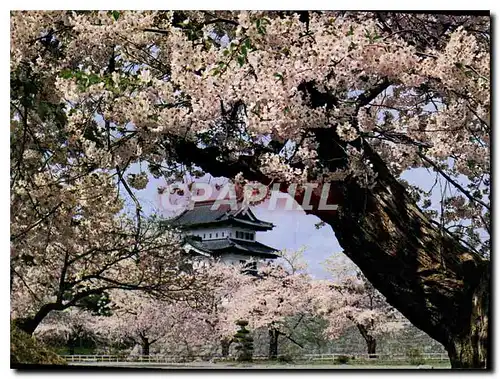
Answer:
top-left (62, 352), bottom-right (450, 364)
top-left (63, 355), bottom-right (205, 364)
top-left (303, 353), bottom-right (449, 361)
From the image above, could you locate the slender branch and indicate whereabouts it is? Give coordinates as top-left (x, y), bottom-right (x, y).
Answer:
top-left (56, 246), bottom-right (70, 303)
top-left (143, 28), bottom-right (169, 35)
top-left (11, 201), bottom-right (63, 242)
top-left (277, 329), bottom-right (304, 349)
top-left (203, 18), bottom-right (239, 26)
top-left (115, 165), bottom-right (142, 249)
top-left (418, 152), bottom-right (490, 210)
top-left (11, 265), bottom-right (42, 303)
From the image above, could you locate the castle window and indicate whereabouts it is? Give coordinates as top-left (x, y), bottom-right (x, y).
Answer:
top-left (203, 233), bottom-right (206, 239)
top-left (209, 233), bottom-right (212, 238)
top-left (216, 233), bottom-right (218, 238)
top-left (222, 232), bottom-right (225, 237)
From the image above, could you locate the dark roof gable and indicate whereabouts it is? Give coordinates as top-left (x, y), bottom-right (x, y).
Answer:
top-left (169, 201), bottom-right (274, 231)
top-left (183, 235), bottom-right (278, 259)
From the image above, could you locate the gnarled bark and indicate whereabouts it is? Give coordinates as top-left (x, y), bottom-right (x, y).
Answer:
top-left (315, 144), bottom-right (489, 369)
top-left (171, 135), bottom-right (490, 368)
top-left (446, 267), bottom-right (489, 368)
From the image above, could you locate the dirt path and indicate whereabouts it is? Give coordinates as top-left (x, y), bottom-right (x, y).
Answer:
top-left (69, 362), bottom-right (450, 369)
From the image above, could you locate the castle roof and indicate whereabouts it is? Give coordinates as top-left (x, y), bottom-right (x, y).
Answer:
top-left (183, 235), bottom-right (279, 259)
top-left (169, 200), bottom-right (275, 231)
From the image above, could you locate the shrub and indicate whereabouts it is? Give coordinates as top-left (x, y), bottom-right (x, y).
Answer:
top-left (277, 354), bottom-right (293, 363)
top-left (406, 348), bottom-right (425, 366)
top-left (233, 320), bottom-right (254, 362)
top-left (334, 355), bottom-right (350, 364)
top-left (10, 323), bottom-right (67, 367)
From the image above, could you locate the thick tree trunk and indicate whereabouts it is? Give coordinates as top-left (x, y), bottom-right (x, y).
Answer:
top-left (268, 328), bottom-right (279, 360)
top-left (367, 339), bottom-right (377, 358)
top-left (446, 267), bottom-right (489, 368)
top-left (14, 302), bottom-right (60, 335)
top-left (221, 338), bottom-right (231, 357)
top-left (172, 119), bottom-right (490, 368)
top-left (312, 144), bottom-right (490, 369)
top-left (356, 324), bottom-right (377, 358)
top-left (140, 336), bottom-right (150, 356)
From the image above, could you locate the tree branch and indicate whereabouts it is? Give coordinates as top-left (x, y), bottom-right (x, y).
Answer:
top-left (418, 152), bottom-right (490, 210)
top-left (11, 201), bottom-right (63, 242)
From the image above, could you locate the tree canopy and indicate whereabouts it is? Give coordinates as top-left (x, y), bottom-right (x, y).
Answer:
top-left (10, 11), bottom-right (490, 368)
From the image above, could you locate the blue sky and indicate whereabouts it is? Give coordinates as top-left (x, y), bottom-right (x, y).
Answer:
top-left (123, 163), bottom-right (454, 279)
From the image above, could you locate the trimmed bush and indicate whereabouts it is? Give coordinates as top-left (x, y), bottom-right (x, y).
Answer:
top-left (334, 355), bottom-right (350, 364)
top-left (233, 320), bottom-right (254, 362)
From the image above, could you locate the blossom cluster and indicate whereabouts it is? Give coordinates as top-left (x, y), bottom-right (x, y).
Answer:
top-left (10, 11), bottom-right (490, 340)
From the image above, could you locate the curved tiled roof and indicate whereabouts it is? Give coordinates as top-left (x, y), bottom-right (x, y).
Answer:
top-left (170, 201), bottom-right (274, 231)
top-left (183, 236), bottom-right (278, 259)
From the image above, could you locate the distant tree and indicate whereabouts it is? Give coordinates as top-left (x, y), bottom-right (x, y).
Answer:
top-left (314, 254), bottom-right (406, 357)
top-left (34, 308), bottom-right (98, 354)
top-left (225, 261), bottom-right (313, 359)
top-left (10, 10), bottom-right (490, 367)
top-left (93, 261), bottom-right (252, 357)
top-left (94, 290), bottom-right (175, 356)
top-left (186, 261), bottom-right (253, 356)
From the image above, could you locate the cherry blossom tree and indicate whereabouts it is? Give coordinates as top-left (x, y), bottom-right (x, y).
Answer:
top-left (10, 11), bottom-right (199, 335)
top-left (224, 261), bottom-right (313, 359)
top-left (11, 202), bottom-right (195, 336)
top-left (188, 260), bottom-right (253, 356)
top-left (34, 308), bottom-right (99, 354)
top-left (94, 261), bottom-right (250, 357)
top-left (93, 290), bottom-right (174, 356)
top-left (316, 254), bottom-right (407, 357)
top-left (10, 11), bottom-right (490, 368)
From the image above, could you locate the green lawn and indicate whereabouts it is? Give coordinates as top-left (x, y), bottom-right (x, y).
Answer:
top-left (215, 357), bottom-right (451, 369)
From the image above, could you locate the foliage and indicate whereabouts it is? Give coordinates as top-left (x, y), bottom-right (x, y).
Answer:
top-left (406, 348), bottom-right (425, 366)
top-left (277, 354), bottom-right (294, 363)
top-left (315, 254), bottom-right (407, 347)
top-left (10, 11), bottom-right (489, 259)
top-left (224, 262), bottom-right (314, 335)
top-left (275, 314), bottom-right (330, 357)
top-left (233, 320), bottom-right (254, 362)
top-left (334, 355), bottom-right (350, 364)
top-left (34, 308), bottom-right (99, 348)
top-left (11, 323), bottom-right (67, 366)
